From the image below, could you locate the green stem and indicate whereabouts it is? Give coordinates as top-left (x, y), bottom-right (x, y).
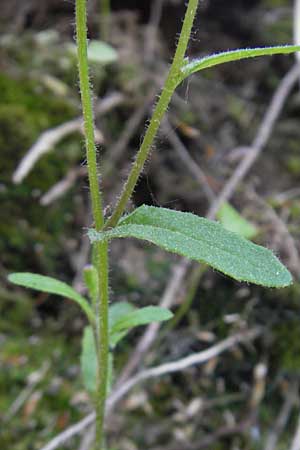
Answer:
top-left (75, 1), bottom-right (109, 448)
top-left (94, 241), bottom-right (109, 449)
top-left (105, 0), bottom-right (199, 229)
top-left (100, 0), bottom-right (111, 41)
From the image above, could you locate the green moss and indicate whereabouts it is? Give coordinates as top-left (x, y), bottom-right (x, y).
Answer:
top-left (0, 73), bottom-right (82, 271)
top-left (272, 319), bottom-right (300, 372)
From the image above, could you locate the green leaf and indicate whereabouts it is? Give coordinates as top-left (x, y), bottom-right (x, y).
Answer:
top-left (217, 202), bottom-right (258, 240)
top-left (109, 301), bottom-right (135, 329)
top-left (87, 40), bottom-right (118, 65)
top-left (80, 326), bottom-right (114, 394)
top-left (108, 303), bottom-right (172, 348)
top-left (89, 205), bottom-right (292, 288)
top-left (8, 273), bottom-right (94, 324)
top-left (110, 306), bottom-right (173, 335)
top-left (83, 265), bottom-right (98, 302)
top-left (109, 301), bottom-right (136, 348)
top-left (81, 326), bottom-right (97, 393)
top-left (180, 45), bottom-right (300, 81)
top-left (109, 330), bottom-right (129, 348)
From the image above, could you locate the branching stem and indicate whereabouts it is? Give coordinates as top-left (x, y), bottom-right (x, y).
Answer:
top-left (105, 0), bottom-right (199, 229)
top-left (76, 0), bottom-right (199, 447)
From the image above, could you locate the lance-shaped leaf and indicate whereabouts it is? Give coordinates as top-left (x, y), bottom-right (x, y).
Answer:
top-left (89, 206), bottom-right (292, 288)
top-left (110, 306), bottom-right (173, 335)
top-left (81, 326), bottom-right (97, 393)
top-left (81, 326), bottom-right (113, 394)
top-left (108, 301), bottom-right (136, 347)
top-left (8, 272), bottom-right (94, 324)
top-left (108, 303), bottom-right (173, 347)
top-left (83, 265), bottom-right (98, 303)
top-left (180, 45), bottom-right (300, 81)
top-left (109, 301), bottom-right (135, 329)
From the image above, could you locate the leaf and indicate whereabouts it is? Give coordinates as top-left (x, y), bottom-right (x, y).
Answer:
top-left (108, 301), bottom-right (136, 348)
top-left (81, 327), bottom-right (114, 394)
top-left (180, 45), bottom-right (300, 81)
top-left (8, 273), bottom-right (94, 324)
top-left (87, 40), bottom-right (118, 65)
top-left (110, 306), bottom-right (173, 335)
top-left (217, 202), bottom-right (258, 240)
top-left (108, 303), bottom-right (172, 348)
top-left (109, 330), bottom-right (128, 348)
top-left (83, 265), bottom-right (98, 302)
top-left (81, 326), bottom-right (97, 393)
top-left (89, 206), bottom-right (292, 288)
top-left (109, 301), bottom-right (135, 329)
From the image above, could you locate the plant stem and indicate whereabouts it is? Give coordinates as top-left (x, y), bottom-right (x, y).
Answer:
top-left (76, 1), bottom-right (109, 448)
top-left (105, 0), bottom-right (199, 229)
top-left (100, 0), bottom-right (111, 41)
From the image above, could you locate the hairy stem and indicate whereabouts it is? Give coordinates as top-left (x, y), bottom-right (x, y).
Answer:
top-left (75, 0), bottom-right (109, 448)
top-left (105, 0), bottom-right (199, 229)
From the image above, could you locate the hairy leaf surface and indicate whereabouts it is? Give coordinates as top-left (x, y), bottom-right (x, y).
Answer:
top-left (89, 206), bottom-right (292, 288)
top-left (180, 45), bottom-right (300, 80)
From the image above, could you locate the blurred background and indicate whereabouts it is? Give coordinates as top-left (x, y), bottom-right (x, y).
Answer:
top-left (1, 0), bottom-right (300, 449)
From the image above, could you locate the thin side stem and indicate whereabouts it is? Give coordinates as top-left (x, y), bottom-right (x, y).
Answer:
top-left (105, 0), bottom-right (199, 229)
top-left (75, 1), bottom-right (109, 449)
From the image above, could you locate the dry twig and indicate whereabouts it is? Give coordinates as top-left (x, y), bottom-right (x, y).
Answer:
top-left (12, 92), bottom-right (124, 184)
top-left (207, 63), bottom-right (300, 219)
top-left (40, 167), bottom-right (87, 206)
top-left (3, 361), bottom-right (50, 423)
top-left (249, 189), bottom-right (300, 275)
top-left (264, 382), bottom-right (298, 450)
top-left (145, 0), bottom-right (165, 62)
top-left (290, 409), bottom-right (300, 450)
top-left (162, 118), bottom-right (216, 204)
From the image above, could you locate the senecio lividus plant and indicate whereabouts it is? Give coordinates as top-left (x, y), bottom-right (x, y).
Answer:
top-left (8, 0), bottom-right (300, 447)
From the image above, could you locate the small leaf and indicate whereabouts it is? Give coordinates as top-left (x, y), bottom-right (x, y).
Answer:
top-left (83, 265), bottom-right (98, 302)
top-left (180, 45), bottom-right (300, 81)
top-left (87, 40), bottom-right (118, 65)
top-left (109, 301), bottom-right (135, 329)
top-left (109, 330), bottom-right (128, 348)
top-left (81, 326), bottom-right (114, 394)
top-left (89, 206), bottom-right (292, 288)
top-left (108, 303), bottom-right (172, 348)
top-left (110, 306), bottom-right (173, 335)
top-left (81, 326), bottom-right (97, 393)
top-left (108, 301), bottom-right (136, 348)
top-left (8, 273), bottom-right (94, 324)
top-left (217, 202), bottom-right (258, 240)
